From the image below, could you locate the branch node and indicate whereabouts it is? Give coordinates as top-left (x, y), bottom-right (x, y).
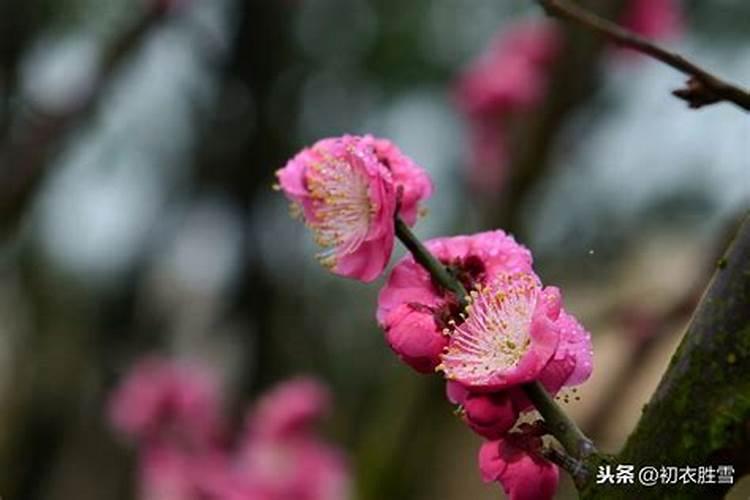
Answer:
top-left (672, 77), bottom-right (722, 109)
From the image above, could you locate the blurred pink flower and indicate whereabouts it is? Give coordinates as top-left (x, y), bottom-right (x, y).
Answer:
top-left (456, 21), bottom-right (561, 117)
top-left (454, 21), bottom-right (561, 194)
top-left (235, 435), bottom-right (350, 500)
top-left (138, 445), bottom-right (233, 500)
top-left (111, 365), bottom-right (351, 500)
top-left (464, 120), bottom-right (510, 194)
top-left (438, 272), bottom-right (561, 390)
top-left (245, 377), bottom-right (330, 439)
top-left (138, 446), bottom-right (197, 500)
top-left (276, 135), bottom-right (432, 282)
top-left (108, 356), bottom-right (223, 448)
top-left (376, 230), bottom-right (533, 373)
top-left (621, 0), bottom-right (683, 39)
top-left (479, 428), bottom-right (559, 500)
top-left (234, 377), bottom-right (350, 500)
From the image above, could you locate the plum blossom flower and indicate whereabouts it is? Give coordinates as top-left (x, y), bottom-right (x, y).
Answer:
top-left (376, 231), bottom-right (533, 373)
top-left (108, 356), bottom-right (223, 448)
top-left (455, 0), bottom-right (683, 194)
top-left (537, 310), bottom-right (593, 394)
top-left (456, 21), bottom-right (561, 118)
top-left (235, 378), bottom-right (350, 500)
top-left (454, 21), bottom-right (561, 193)
top-left (479, 425), bottom-right (559, 500)
top-left (234, 434), bottom-right (350, 500)
top-left (276, 135), bottom-right (432, 282)
top-left (438, 272), bottom-right (561, 390)
top-left (378, 229), bottom-right (592, 451)
top-left (137, 445), bottom-right (231, 500)
top-left (110, 361), bottom-right (351, 500)
top-left (246, 377), bottom-right (331, 439)
top-left (445, 288), bottom-right (592, 433)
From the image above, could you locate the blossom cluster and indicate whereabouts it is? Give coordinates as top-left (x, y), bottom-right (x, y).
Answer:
top-left (277, 133), bottom-right (594, 499)
top-left (455, 0), bottom-right (683, 194)
top-left (109, 357), bottom-right (350, 500)
top-left (377, 232), bottom-right (592, 499)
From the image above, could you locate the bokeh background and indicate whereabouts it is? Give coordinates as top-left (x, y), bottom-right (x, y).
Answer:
top-left (0, 0), bottom-right (749, 498)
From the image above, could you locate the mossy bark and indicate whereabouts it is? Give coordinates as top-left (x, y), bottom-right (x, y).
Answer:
top-left (581, 213), bottom-right (750, 499)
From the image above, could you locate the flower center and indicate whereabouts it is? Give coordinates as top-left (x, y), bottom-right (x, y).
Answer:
top-left (438, 273), bottom-right (539, 385)
top-left (306, 152), bottom-right (374, 268)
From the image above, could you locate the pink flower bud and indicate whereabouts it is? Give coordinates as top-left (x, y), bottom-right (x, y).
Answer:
top-left (382, 304), bottom-right (448, 373)
top-left (463, 390), bottom-right (518, 439)
top-left (479, 436), bottom-right (559, 500)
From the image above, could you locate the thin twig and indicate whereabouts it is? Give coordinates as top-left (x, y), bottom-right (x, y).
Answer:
top-left (394, 217), bottom-right (469, 307)
top-left (523, 380), bottom-right (596, 460)
top-left (538, 0), bottom-right (750, 111)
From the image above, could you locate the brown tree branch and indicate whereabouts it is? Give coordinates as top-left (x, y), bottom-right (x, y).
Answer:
top-left (582, 212), bottom-right (750, 499)
top-left (537, 0), bottom-right (750, 111)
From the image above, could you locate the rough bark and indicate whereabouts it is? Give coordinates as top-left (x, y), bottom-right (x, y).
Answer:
top-left (582, 212), bottom-right (750, 499)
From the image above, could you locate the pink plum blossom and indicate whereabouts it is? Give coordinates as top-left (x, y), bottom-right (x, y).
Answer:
top-left (245, 377), bottom-right (331, 439)
top-left (138, 445), bottom-right (197, 500)
top-left (235, 377), bottom-right (350, 500)
top-left (276, 135), bottom-right (432, 282)
top-left (438, 272), bottom-right (561, 390)
top-left (377, 230), bottom-right (533, 373)
top-left (454, 21), bottom-right (561, 194)
top-left (479, 427), bottom-right (559, 500)
top-left (110, 361), bottom-right (351, 500)
top-left (538, 310), bottom-right (593, 392)
top-left (456, 21), bottom-right (561, 118)
top-left (108, 356), bottom-right (223, 448)
top-left (462, 390), bottom-right (519, 440)
top-left (235, 435), bottom-right (350, 500)
top-left (137, 445), bottom-right (231, 500)
top-left (464, 120), bottom-right (511, 194)
top-left (444, 286), bottom-right (592, 432)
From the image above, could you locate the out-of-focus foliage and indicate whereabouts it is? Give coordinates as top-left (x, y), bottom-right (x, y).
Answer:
top-left (0, 0), bottom-right (748, 499)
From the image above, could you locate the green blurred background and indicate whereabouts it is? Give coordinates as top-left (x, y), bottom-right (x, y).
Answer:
top-left (0, 0), bottom-right (748, 498)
